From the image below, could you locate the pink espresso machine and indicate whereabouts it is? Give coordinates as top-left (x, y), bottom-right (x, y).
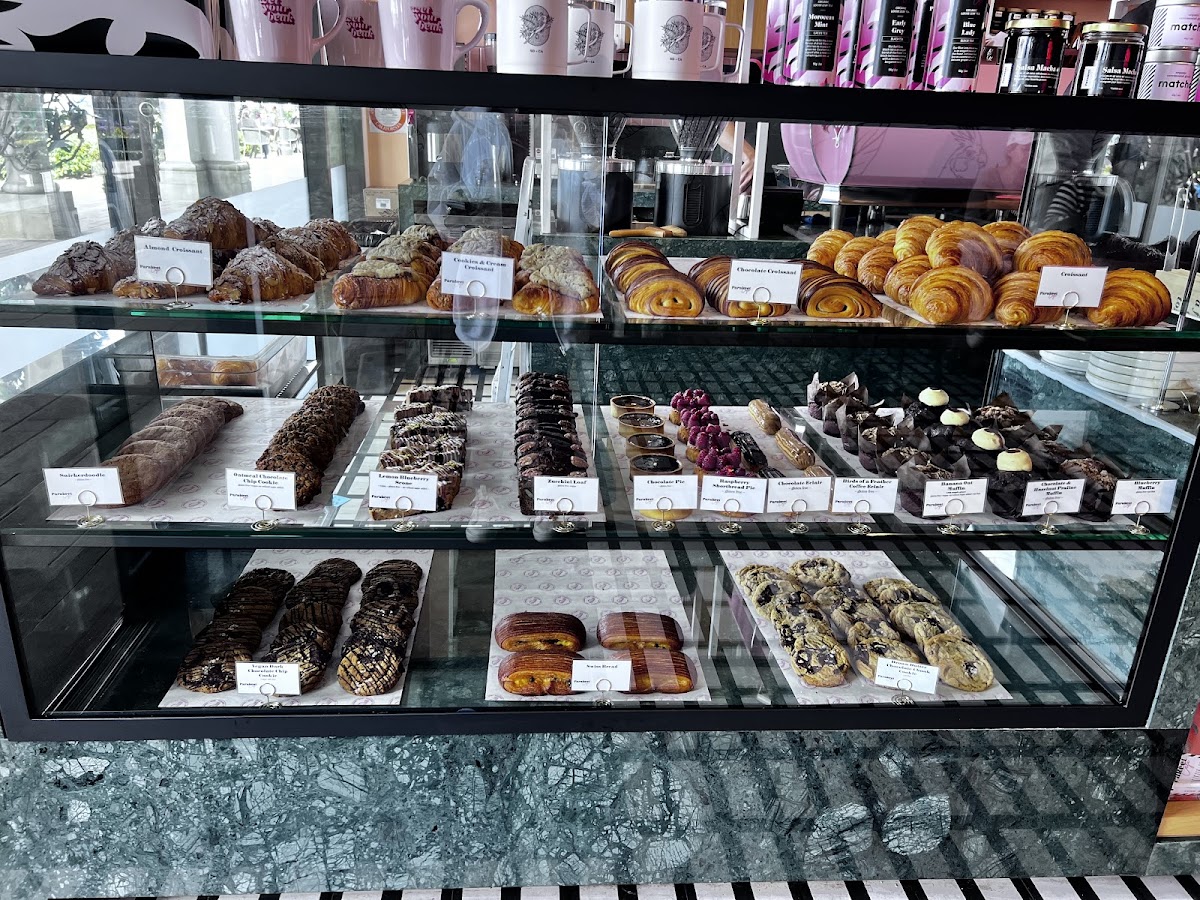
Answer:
top-left (780, 124), bottom-right (1035, 229)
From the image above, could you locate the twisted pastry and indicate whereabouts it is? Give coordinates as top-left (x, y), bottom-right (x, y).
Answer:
top-left (625, 269), bottom-right (704, 318)
top-left (926, 221), bottom-right (1004, 282)
top-left (688, 256), bottom-right (789, 318)
top-left (877, 228), bottom-right (898, 246)
top-left (806, 229), bottom-right (854, 268)
top-left (883, 254), bottom-right (932, 307)
top-left (894, 215), bottom-right (945, 260)
top-left (993, 271), bottom-right (1064, 326)
top-left (606, 240), bottom-right (668, 291)
top-left (908, 266), bottom-right (995, 324)
top-left (1014, 230), bottom-right (1092, 273)
top-left (799, 272), bottom-right (882, 318)
top-left (833, 237), bottom-right (882, 278)
top-left (1087, 268), bottom-right (1172, 328)
top-left (612, 255), bottom-right (673, 293)
top-left (856, 245), bottom-right (897, 294)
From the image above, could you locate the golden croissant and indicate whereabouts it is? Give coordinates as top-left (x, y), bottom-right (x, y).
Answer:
top-left (883, 254), bottom-right (932, 307)
top-left (993, 271), bottom-right (1064, 326)
top-left (908, 265), bottom-right (995, 324)
top-left (856, 245), bottom-right (897, 294)
top-left (926, 221), bottom-right (1004, 282)
top-left (1014, 230), bottom-right (1091, 273)
top-left (893, 215), bottom-right (945, 260)
top-left (1087, 268), bottom-right (1171, 328)
top-left (833, 236), bottom-right (882, 278)
top-left (806, 229), bottom-right (855, 268)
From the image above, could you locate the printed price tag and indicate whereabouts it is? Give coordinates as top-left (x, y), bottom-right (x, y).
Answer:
top-left (727, 260), bottom-right (803, 304)
top-left (766, 476), bottom-right (832, 513)
top-left (43, 467), bottom-right (124, 506)
top-left (570, 659), bottom-right (632, 692)
top-left (874, 658), bottom-right (940, 694)
top-left (235, 661), bottom-right (301, 696)
top-left (831, 477), bottom-right (898, 514)
top-left (225, 469), bottom-right (297, 511)
top-left (441, 252), bottom-right (514, 300)
top-left (375, 196), bottom-right (394, 210)
top-left (699, 476), bottom-right (768, 514)
top-left (633, 474), bottom-right (699, 511)
top-left (1034, 265), bottom-right (1107, 308)
top-left (368, 471), bottom-right (438, 512)
top-left (1112, 479), bottom-right (1177, 515)
top-left (534, 476), bottom-right (599, 513)
top-left (922, 478), bottom-right (988, 517)
top-left (135, 235), bottom-right (214, 288)
top-left (1021, 479), bottom-right (1085, 517)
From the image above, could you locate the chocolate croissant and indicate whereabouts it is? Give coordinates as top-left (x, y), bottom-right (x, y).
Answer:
top-left (1014, 230), bottom-right (1092, 272)
top-left (856, 245), bottom-right (897, 294)
top-left (894, 215), bottom-right (945, 260)
top-left (806, 229), bottom-right (855, 268)
top-left (625, 269), bottom-right (704, 318)
top-left (597, 612), bottom-right (683, 651)
top-left (607, 241), bottom-right (669, 292)
top-left (926, 221), bottom-right (1004, 282)
top-left (883, 254), bottom-right (932, 307)
top-left (833, 236), bottom-right (882, 278)
top-left (799, 272), bottom-right (882, 318)
top-left (993, 271), bottom-right (1064, 326)
top-left (908, 265), bottom-right (995, 324)
top-left (495, 612), bottom-right (586, 652)
top-left (1087, 268), bottom-right (1172, 327)
top-left (688, 256), bottom-right (790, 318)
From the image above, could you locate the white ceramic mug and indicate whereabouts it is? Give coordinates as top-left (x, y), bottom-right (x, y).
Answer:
top-left (323, 0), bottom-right (385, 66)
top-left (379, 0), bottom-right (490, 69)
top-left (698, 0), bottom-right (744, 81)
top-left (497, 0), bottom-right (594, 75)
top-left (630, 0), bottom-right (717, 80)
top-left (567, 0), bottom-right (632, 76)
top-left (227, 0), bottom-right (345, 63)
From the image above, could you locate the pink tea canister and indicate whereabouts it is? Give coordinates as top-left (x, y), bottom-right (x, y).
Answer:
top-left (854, 0), bottom-right (918, 87)
top-left (784, 0), bottom-right (843, 84)
top-left (764, 0), bottom-right (790, 82)
top-left (835, 0), bottom-right (862, 85)
top-left (922, 0), bottom-right (989, 90)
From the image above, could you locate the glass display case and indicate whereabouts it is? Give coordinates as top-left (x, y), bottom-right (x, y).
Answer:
top-left (1, 54), bottom-right (1198, 741)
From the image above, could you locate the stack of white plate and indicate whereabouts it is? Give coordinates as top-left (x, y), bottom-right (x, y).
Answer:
top-left (1085, 351), bottom-right (1200, 401)
top-left (1040, 350), bottom-right (1090, 374)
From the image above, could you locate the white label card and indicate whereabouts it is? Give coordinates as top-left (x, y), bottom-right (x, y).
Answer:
top-left (699, 476), bottom-right (768, 514)
top-left (570, 659), bottom-right (632, 692)
top-left (374, 196), bottom-right (393, 210)
top-left (533, 476), bottom-right (600, 513)
top-left (831, 477), bottom-right (898, 514)
top-left (1034, 265), bottom-right (1107, 308)
top-left (43, 467), bottom-right (124, 506)
top-left (766, 476), bottom-right (832, 513)
top-left (134, 235), bottom-right (214, 288)
top-left (1112, 479), bottom-right (1177, 515)
top-left (225, 469), bottom-right (297, 511)
top-left (368, 471), bottom-right (439, 512)
top-left (727, 260), bottom-right (803, 304)
top-left (441, 252), bottom-right (514, 300)
top-left (633, 474), bottom-right (699, 512)
top-left (874, 657), bottom-right (940, 694)
top-left (922, 478), bottom-right (988, 517)
top-left (235, 662), bottom-right (301, 697)
top-left (1021, 479), bottom-right (1085, 517)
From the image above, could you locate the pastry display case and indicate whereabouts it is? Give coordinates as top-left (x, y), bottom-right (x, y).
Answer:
top-left (1, 56), bottom-right (1199, 740)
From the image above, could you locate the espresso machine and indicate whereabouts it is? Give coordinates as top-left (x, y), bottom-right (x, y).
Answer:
top-left (554, 115), bottom-right (635, 234)
top-left (654, 116), bottom-right (731, 236)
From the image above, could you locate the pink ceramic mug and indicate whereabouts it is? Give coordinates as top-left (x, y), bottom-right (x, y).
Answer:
top-left (228, 0), bottom-right (346, 62)
top-left (378, 0), bottom-right (491, 69)
top-left (323, 0), bottom-right (385, 66)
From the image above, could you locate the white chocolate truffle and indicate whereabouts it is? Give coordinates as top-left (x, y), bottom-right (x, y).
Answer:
top-left (940, 408), bottom-right (971, 426)
top-left (997, 449), bottom-right (1033, 472)
top-left (971, 428), bottom-right (1004, 451)
top-left (918, 388), bottom-right (950, 407)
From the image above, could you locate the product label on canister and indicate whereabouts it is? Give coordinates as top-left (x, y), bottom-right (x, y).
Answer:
top-left (800, 0), bottom-right (841, 71)
top-left (943, 0), bottom-right (987, 79)
top-left (873, 0), bottom-right (916, 77)
top-left (1138, 60), bottom-right (1199, 100)
top-left (1151, 4), bottom-right (1200, 50)
top-left (1073, 40), bottom-right (1143, 97)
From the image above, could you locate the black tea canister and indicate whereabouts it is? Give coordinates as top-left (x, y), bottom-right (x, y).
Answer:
top-left (998, 16), bottom-right (1069, 94)
top-left (1071, 21), bottom-right (1147, 97)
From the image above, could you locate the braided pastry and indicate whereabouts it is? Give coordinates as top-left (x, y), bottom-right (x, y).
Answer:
top-left (833, 237), bottom-right (882, 278)
top-left (1014, 230), bottom-right (1092, 273)
top-left (926, 221), bottom-right (1003, 282)
top-left (993, 271), bottom-right (1064, 326)
top-left (625, 269), bottom-right (704, 318)
top-left (806, 229), bottom-right (854, 268)
top-left (1087, 268), bottom-right (1172, 328)
top-left (856, 245), bottom-right (897, 294)
top-left (799, 271), bottom-right (882, 318)
top-left (883, 254), bottom-right (932, 307)
top-left (908, 266), bottom-right (995, 324)
top-left (983, 221), bottom-right (1032, 275)
top-left (894, 215), bottom-right (945, 260)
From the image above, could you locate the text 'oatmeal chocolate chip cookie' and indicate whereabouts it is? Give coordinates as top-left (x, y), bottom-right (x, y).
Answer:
top-left (789, 557), bottom-right (852, 588)
top-left (921, 632), bottom-right (995, 692)
top-left (889, 601), bottom-right (964, 645)
top-left (788, 631), bottom-right (850, 687)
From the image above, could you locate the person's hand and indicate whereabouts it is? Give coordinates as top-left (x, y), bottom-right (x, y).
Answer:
top-left (738, 144), bottom-right (756, 193)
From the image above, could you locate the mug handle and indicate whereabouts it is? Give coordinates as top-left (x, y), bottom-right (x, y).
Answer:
top-left (312, 0), bottom-right (346, 51)
top-left (613, 18), bottom-right (633, 74)
top-left (721, 21), bottom-right (745, 81)
top-left (566, 1), bottom-right (594, 67)
top-left (455, 0), bottom-right (492, 63)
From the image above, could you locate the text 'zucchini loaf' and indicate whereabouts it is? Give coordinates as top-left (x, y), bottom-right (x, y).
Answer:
top-left (514, 371), bottom-right (588, 515)
top-left (256, 384), bottom-right (365, 506)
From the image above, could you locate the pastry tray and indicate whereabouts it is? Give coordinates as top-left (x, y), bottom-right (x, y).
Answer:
top-left (352, 402), bottom-right (604, 525)
top-left (796, 405), bottom-right (1132, 532)
top-left (601, 404), bottom-right (875, 526)
top-left (484, 548), bottom-right (712, 703)
top-left (717, 548), bottom-right (1012, 704)
top-left (47, 396), bottom-right (382, 526)
top-left (158, 547), bottom-right (433, 709)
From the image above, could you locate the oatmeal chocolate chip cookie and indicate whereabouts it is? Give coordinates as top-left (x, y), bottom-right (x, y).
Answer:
top-left (337, 635), bottom-right (403, 696)
top-left (256, 448), bottom-right (323, 505)
top-left (863, 577), bottom-right (941, 611)
top-left (175, 644), bottom-right (252, 693)
top-left (921, 632), bottom-right (994, 692)
top-left (789, 557), bottom-right (852, 588)
top-left (788, 631), bottom-right (851, 687)
top-left (889, 601), bottom-right (963, 645)
top-left (845, 621), bottom-right (922, 680)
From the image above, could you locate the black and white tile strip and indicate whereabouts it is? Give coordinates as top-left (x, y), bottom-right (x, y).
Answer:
top-left (61, 875), bottom-right (1200, 900)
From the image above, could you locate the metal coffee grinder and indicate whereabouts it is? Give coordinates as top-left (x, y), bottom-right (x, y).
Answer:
top-left (655, 116), bottom-right (731, 236)
top-left (554, 115), bottom-right (635, 233)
